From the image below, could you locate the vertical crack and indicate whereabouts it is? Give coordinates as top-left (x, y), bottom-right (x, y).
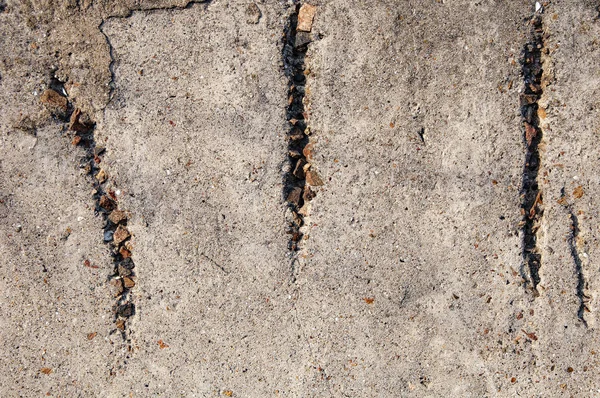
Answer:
top-left (519, 11), bottom-right (547, 294)
top-left (73, 109), bottom-right (137, 345)
top-left (562, 189), bottom-right (590, 326)
top-left (98, 20), bottom-right (117, 102)
top-left (282, 3), bottom-right (320, 281)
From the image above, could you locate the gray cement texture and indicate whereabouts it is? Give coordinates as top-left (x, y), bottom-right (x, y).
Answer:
top-left (1, 0), bottom-right (600, 396)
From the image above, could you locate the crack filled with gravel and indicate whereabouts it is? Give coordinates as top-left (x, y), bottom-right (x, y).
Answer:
top-left (561, 189), bottom-right (589, 326)
top-left (519, 12), bottom-right (547, 295)
top-left (76, 116), bottom-right (137, 345)
top-left (281, 3), bottom-right (321, 282)
top-left (40, 81), bottom-right (136, 348)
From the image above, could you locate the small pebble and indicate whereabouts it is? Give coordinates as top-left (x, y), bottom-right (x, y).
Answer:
top-left (113, 225), bottom-right (130, 245)
top-left (117, 303), bottom-right (135, 318)
top-left (297, 4), bottom-right (317, 32)
top-left (104, 230), bottom-right (114, 242)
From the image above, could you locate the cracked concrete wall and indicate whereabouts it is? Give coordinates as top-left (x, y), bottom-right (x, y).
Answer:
top-left (301, 0), bottom-right (530, 395)
top-left (97, 3), bottom-right (306, 396)
top-left (2, 0), bottom-right (600, 396)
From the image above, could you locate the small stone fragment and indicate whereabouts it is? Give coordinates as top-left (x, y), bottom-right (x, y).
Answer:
top-left (119, 246), bottom-right (132, 258)
top-left (158, 339), bottom-right (170, 349)
top-left (293, 158), bottom-right (306, 179)
top-left (524, 122), bottom-right (537, 146)
top-left (245, 3), bottom-right (261, 24)
top-left (305, 170), bottom-right (324, 186)
top-left (103, 230), bottom-right (114, 242)
top-left (122, 276), bottom-right (135, 289)
top-left (528, 83), bottom-right (542, 94)
top-left (69, 108), bottom-right (93, 133)
top-left (522, 329), bottom-right (538, 341)
top-left (83, 259), bottom-right (92, 268)
top-left (87, 332), bottom-right (97, 340)
top-left (96, 169), bottom-right (107, 183)
top-left (303, 186), bottom-right (316, 202)
top-left (538, 107), bottom-right (547, 119)
top-left (291, 210), bottom-right (303, 225)
top-left (115, 319), bottom-right (125, 330)
top-left (289, 149), bottom-right (302, 158)
top-left (295, 31), bottom-right (312, 48)
top-left (523, 106), bottom-right (535, 123)
top-left (94, 146), bottom-right (106, 156)
top-left (291, 232), bottom-right (301, 242)
top-left (110, 279), bottom-right (124, 297)
top-left (289, 131), bottom-right (305, 141)
top-left (40, 89), bottom-right (67, 117)
top-left (71, 135), bottom-right (81, 146)
top-left (573, 186), bottom-right (584, 199)
top-left (286, 187), bottom-right (303, 206)
top-left (99, 195), bottom-right (116, 211)
top-left (61, 227), bottom-right (72, 241)
top-left (40, 368), bottom-right (52, 375)
top-left (297, 4), bottom-right (316, 32)
top-left (119, 257), bottom-right (135, 269)
top-left (117, 264), bottom-right (132, 277)
top-left (113, 225), bottom-right (130, 245)
top-left (108, 210), bottom-right (127, 225)
top-left (117, 303), bottom-right (135, 318)
top-left (303, 143), bottom-right (314, 160)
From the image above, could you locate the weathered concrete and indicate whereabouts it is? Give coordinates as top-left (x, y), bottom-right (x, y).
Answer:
top-left (1, 0), bottom-right (600, 396)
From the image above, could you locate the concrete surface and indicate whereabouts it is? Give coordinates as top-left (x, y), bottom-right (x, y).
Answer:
top-left (1, 0), bottom-right (600, 396)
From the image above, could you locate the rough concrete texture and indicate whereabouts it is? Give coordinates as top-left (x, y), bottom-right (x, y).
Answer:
top-left (2, 0), bottom-right (600, 396)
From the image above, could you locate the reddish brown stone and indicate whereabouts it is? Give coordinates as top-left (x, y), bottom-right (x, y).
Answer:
top-left (119, 246), bottom-right (132, 258)
top-left (99, 195), bottom-right (116, 211)
top-left (108, 210), bottom-right (127, 225)
top-left (524, 122), bottom-right (538, 146)
top-left (122, 276), bottom-right (135, 289)
top-left (113, 225), bottom-right (130, 245)
top-left (40, 89), bottom-right (67, 116)
top-left (115, 319), bottom-right (125, 330)
top-left (303, 143), bottom-right (314, 160)
top-left (69, 108), bottom-right (93, 133)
